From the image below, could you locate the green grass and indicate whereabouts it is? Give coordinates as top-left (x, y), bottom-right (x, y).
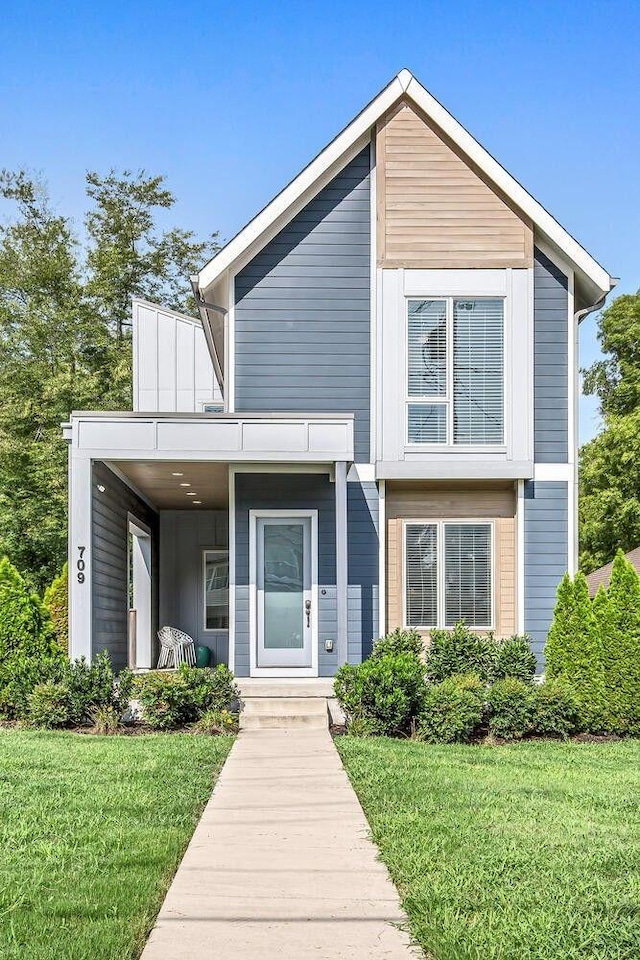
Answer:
top-left (337, 737), bottom-right (640, 960)
top-left (0, 730), bottom-right (234, 960)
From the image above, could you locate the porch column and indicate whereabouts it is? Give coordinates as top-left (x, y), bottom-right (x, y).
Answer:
top-left (335, 460), bottom-right (348, 666)
top-left (68, 447), bottom-right (93, 661)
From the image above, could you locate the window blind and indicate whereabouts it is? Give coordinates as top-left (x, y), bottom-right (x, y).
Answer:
top-left (407, 299), bottom-right (447, 397)
top-left (444, 523), bottom-right (492, 627)
top-left (453, 299), bottom-right (503, 444)
top-left (405, 524), bottom-right (438, 627)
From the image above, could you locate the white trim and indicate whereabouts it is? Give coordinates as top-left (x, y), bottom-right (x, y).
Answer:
top-left (348, 462), bottom-right (375, 482)
top-left (378, 479), bottom-right (386, 638)
top-left (567, 268), bottom-right (579, 574)
top-left (402, 518), bottom-right (495, 630)
top-left (335, 461), bottom-right (348, 666)
top-left (128, 515), bottom-right (152, 669)
top-left (69, 453), bottom-right (92, 661)
top-left (226, 275), bottom-right (235, 412)
top-left (248, 509), bottom-right (319, 678)
top-left (232, 463), bottom-right (333, 475)
top-left (516, 479), bottom-right (525, 634)
top-left (197, 70), bottom-right (612, 300)
top-left (227, 466), bottom-right (236, 672)
top-left (369, 136), bottom-right (377, 464)
top-left (533, 463), bottom-right (572, 482)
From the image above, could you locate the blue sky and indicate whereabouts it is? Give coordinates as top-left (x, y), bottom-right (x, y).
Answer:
top-left (1, 1), bottom-right (638, 442)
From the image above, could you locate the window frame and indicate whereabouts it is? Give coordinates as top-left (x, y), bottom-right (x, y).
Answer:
top-left (402, 519), bottom-right (494, 630)
top-left (405, 296), bottom-right (505, 447)
top-left (202, 547), bottom-right (230, 633)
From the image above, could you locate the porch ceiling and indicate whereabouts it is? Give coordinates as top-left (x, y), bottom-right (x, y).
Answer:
top-left (112, 460), bottom-right (229, 509)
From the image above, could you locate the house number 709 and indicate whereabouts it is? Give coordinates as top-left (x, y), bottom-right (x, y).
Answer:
top-left (77, 546), bottom-right (86, 583)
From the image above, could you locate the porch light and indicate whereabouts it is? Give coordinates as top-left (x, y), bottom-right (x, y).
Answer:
top-left (179, 482), bottom-right (191, 487)
top-left (172, 472), bottom-right (184, 477)
top-left (97, 484), bottom-right (106, 493)
top-left (192, 500), bottom-right (202, 505)
top-left (186, 492), bottom-right (197, 497)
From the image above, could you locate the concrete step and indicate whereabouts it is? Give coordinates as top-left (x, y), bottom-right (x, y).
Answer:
top-left (237, 678), bottom-right (334, 699)
top-left (240, 696), bottom-right (329, 730)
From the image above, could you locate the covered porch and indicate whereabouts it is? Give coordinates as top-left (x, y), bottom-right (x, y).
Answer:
top-left (63, 411), bottom-right (377, 679)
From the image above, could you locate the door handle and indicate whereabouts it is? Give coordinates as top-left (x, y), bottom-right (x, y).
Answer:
top-left (305, 599), bottom-right (311, 627)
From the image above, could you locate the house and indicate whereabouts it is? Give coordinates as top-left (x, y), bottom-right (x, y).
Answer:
top-left (586, 547), bottom-right (640, 597)
top-left (63, 69), bottom-right (614, 682)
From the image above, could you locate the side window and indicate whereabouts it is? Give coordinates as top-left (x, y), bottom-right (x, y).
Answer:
top-left (203, 550), bottom-right (229, 630)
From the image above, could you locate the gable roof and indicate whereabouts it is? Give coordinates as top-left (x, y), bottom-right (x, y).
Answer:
top-left (586, 547), bottom-right (640, 597)
top-left (195, 69), bottom-right (614, 312)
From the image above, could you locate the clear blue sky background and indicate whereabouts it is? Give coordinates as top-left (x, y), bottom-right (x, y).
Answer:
top-left (1, 1), bottom-right (638, 443)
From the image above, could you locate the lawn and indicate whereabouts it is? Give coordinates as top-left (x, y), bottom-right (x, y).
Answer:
top-left (337, 737), bottom-right (640, 960)
top-left (0, 730), bottom-right (234, 960)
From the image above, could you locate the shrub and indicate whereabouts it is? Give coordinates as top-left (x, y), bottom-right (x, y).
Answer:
top-left (193, 708), bottom-right (238, 735)
top-left (418, 674), bottom-right (485, 744)
top-left (597, 551), bottom-right (640, 735)
top-left (426, 622), bottom-right (498, 683)
top-left (0, 653), bottom-right (47, 719)
top-left (371, 627), bottom-right (423, 660)
top-left (546, 571), bottom-right (606, 730)
top-left (53, 652), bottom-right (119, 725)
top-left (91, 705), bottom-right (122, 735)
top-left (28, 682), bottom-right (71, 728)
top-left (43, 564), bottom-right (69, 652)
top-left (134, 665), bottom-right (239, 730)
top-left (487, 678), bottom-right (535, 740)
top-left (495, 635), bottom-right (537, 683)
top-left (531, 680), bottom-right (580, 739)
top-left (0, 557), bottom-right (51, 661)
top-left (334, 653), bottom-right (427, 737)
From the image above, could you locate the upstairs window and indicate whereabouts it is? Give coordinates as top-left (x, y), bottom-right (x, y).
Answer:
top-left (404, 521), bottom-right (493, 629)
top-left (407, 298), bottom-right (504, 445)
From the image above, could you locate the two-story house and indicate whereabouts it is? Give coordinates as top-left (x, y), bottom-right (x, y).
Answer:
top-left (64, 70), bottom-right (614, 685)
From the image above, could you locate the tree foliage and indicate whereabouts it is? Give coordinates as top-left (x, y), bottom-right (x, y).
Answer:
top-left (0, 169), bottom-right (219, 589)
top-left (597, 551), bottom-right (640, 734)
top-left (43, 562), bottom-right (69, 652)
top-left (581, 291), bottom-right (640, 572)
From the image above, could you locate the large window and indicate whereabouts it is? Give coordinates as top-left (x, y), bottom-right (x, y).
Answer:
top-left (407, 298), bottom-right (504, 445)
top-left (203, 550), bottom-right (229, 630)
top-left (404, 521), bottom-right (493, 629)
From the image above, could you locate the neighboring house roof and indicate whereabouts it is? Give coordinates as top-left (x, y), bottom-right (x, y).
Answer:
top-left (586, 547), bottom-right (640, 597)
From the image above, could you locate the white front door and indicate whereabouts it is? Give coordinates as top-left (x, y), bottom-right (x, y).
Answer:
top-left (252, 512), bottom-right (316, 672)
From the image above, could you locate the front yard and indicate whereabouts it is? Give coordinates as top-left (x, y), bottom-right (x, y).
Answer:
top-left (337, 737), bottom-right (640, 960)
top-left (0, 730), bottom-right (233, 960)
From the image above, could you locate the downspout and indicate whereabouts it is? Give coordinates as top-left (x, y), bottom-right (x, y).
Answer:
top-left (190, 276), bottom-right (226, 395)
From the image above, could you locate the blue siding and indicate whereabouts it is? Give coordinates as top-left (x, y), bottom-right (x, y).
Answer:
top-left (534, 247), bottom-right (569, 462)
top-left (92, 462), bottom-right (159, 670)
top-left (524, 480), bottom-right (568, 666)
top-left (235, 148), bottom-right (371, 460)
top-left (347, 480), bottom-right (379, 663)
top-left (234, 472), bottom-right (378, 676)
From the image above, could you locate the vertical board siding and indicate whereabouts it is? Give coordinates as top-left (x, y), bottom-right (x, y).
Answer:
top-left (347, 480), bottom-right (379, 662)
top-left (524, 480), bottom-right (568, 665)
top-left (235, 148), bottom-right (371, 461)
top-left (234, 474), bottom-right (378, 676)
top-left (534, 248), bottom-right (569, 462)
top-left (159, 510), bottom-right (229, 667)
top-left (377, 100), bottom-right (532, 269)
top-left (92, 462), bottom-right (159, 670)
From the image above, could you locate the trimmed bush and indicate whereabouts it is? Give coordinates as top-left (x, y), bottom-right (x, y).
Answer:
top-left (495, 635), bottom-right (537, 683)
top-left (531, 680), bottom-right (580, 739)
top-left (597, 551), bottom-right (640, 735)
top-left (43, 564), bottom-right (69, 652)
top-left (371, 627), bottom-right (423, 660)
top-left (52, 652), bottom-right (120, 725)
top-left (0, 557), bottom-right (51, 660)
top-left (134, 665), bottom-right (238, 730)
top-left (426, 621), bottom-right (498, 683)
top-left (28, 682), bottom-right (71, 728)
top-left (546, 572), bottom-right (606, 731)
top-left (334, 652), bottom-right (426, 737)
top-left (487, 678), bottom-right (535, 740)
top-left (418, 674), bottom-right (485, 744)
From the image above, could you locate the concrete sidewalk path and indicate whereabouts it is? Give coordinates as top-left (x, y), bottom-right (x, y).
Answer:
top-left (140, 729), bottom-right (420, 959)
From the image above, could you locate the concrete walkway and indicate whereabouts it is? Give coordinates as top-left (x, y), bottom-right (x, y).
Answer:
top-left (141, 729), bottom-right (419, 959)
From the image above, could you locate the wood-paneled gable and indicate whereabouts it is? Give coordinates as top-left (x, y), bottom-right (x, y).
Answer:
top-left (376, 100), bottom-right (533, 269)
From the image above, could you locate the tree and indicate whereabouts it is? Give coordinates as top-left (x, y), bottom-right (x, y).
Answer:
top-left (581, 291), bottom-right (640, 572)
top-left (545, 572), bottom-right (605, 730)
top-left (0, 169), bottom-right (219, 589)
top-left (597, 550), bottom-right (640, 734)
